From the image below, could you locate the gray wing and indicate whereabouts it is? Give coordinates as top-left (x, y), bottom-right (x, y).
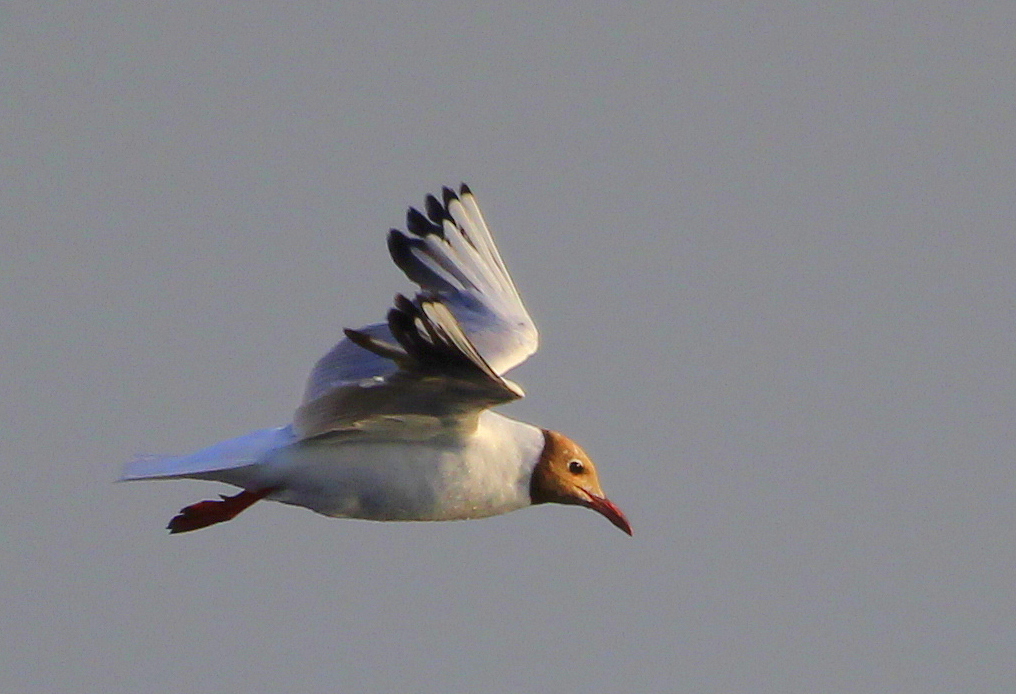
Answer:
top-left (293, 295), bottom-right (524, 440)
top-left (301, 184), bottom-right (538, 403)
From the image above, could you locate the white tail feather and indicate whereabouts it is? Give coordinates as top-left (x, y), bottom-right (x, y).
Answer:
top-left (120, 426), bottom-right (295, 481)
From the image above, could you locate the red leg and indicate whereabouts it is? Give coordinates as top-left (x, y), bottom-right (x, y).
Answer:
top-left (167, 487), bottom-right (278, 534)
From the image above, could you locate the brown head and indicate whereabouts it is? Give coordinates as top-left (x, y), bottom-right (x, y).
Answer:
top-left (530, 429), bottom-right (632, 535)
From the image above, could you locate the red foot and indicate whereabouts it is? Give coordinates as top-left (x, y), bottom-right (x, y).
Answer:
top-left (167, 487), bottom-right (278, 534)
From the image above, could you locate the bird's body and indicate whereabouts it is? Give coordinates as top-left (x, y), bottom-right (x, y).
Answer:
top-left (123, 185), bottom-right (630, 535)
top-left (129, 412), bottom-right (544, 522)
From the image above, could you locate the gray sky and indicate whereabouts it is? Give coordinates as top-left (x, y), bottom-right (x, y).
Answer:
top-left (3, 2), bottom-right (1015, 692)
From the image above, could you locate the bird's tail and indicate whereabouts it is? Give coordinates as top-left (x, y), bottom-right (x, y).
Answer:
top-left (120, 425), bottom-right (296, 481)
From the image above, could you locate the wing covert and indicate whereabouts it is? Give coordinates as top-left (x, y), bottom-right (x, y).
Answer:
top-left (293, 294), bottom-right (524, 440)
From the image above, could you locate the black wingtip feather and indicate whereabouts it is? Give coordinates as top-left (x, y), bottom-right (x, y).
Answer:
top-left (386, 229), bottom-right (411, 266)
top-left (387, 297), bottom-right (429, 367)
top-left (442, 186), bottom-right (459, 209)
top-left (343, 326), bottom-right (407, 361)
top-left (425, 194), bottom-right (446, 224)
top-left (388, 231), bottom-right (452, 292)
top-left (406, 207), bottom-right (442, 238)
top-left (393, 293), bottom-right (415, 313)
top-left (342, 327), bottom-right (376, 355)
top-left (387, 229), bottom-right (417, 272)
top-left (459, 183), bottom-right (472, 196)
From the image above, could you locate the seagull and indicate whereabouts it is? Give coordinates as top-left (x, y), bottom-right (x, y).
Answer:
top-left (122, 184), bottom-right (631, 536)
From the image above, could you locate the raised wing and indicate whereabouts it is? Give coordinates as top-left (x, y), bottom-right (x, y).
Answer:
top-left (293, 294), bottom-right (524, 439)
top-left (302, 184), bottom-right (538, 404)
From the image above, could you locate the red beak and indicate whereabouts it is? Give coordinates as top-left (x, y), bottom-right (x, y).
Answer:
top-left (582, 492), bottom-right (633, 536)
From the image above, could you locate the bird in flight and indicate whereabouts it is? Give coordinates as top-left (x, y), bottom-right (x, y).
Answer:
top-left (122, 184), bottom-right (631, 536)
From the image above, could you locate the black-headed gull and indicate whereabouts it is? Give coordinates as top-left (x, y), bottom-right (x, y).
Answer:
top-left (123, 185), bottom-right (631, 535)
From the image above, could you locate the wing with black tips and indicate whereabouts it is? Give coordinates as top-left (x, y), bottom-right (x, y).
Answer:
top-left (300, 184), bottom-right (538, 409)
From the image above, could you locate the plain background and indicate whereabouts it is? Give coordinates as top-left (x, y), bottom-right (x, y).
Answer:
top-left (3, 2), bottom-right (1014, 692)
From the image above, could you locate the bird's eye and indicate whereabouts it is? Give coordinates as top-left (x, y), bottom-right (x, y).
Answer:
top-left (568, 460), bottom-right (585, 475)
